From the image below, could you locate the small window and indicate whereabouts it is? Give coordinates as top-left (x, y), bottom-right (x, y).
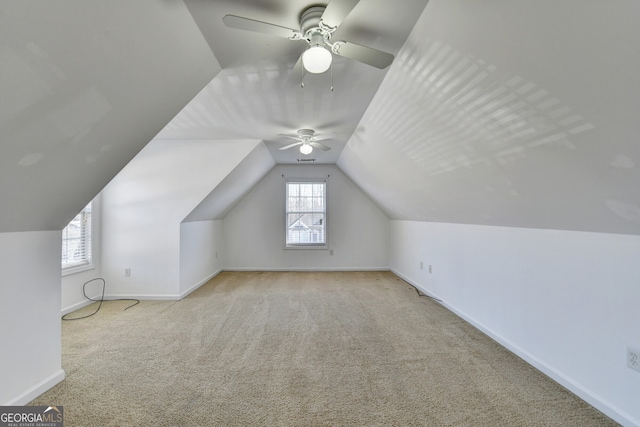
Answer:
top-left (285, 180), bottom-right (326, 247)
top-left (62, 202), bottom-right (92, 271)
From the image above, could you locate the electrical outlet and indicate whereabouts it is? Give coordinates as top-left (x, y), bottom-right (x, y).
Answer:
top-left (124, 268), bottom-right (131, 277)
top-left (420, 261), bottom-right (424, 270)
top-left (628, 347), bottom-right (640, 373)
top-left (429, 265), bottom-right (432, 274)
top-left (329, 249), bottom-right (334, 256)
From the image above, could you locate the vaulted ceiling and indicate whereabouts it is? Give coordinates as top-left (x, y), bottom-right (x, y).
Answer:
top-left (157, 0), bottom-right (430, 164)
top-left (0, 0), bottom-right (219, 231)
top-left (2, 0), bottom-right (639, 235)
top-left (339, 0), bottom-right (640, 235)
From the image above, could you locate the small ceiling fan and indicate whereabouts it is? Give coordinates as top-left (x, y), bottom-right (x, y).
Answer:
top-left (222, 0), bottom-right (394, 76)
top-left (278, 129), bottom-right (335, 155)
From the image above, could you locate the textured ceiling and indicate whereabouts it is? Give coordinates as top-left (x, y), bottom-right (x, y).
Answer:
top-left (338, 0), bottom-right (640, 234)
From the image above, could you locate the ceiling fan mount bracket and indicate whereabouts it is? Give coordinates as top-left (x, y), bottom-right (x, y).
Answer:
top-left (330, 41), bottom-right (344, 54)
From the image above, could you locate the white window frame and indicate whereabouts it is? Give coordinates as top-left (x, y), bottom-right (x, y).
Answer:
top-left (61, 202), bottom-right (93, 275)
top-left (284, 179), bottom-right (328, 249)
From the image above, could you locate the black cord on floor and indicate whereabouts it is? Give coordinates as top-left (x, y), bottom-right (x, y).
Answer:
top-left (62, 278), bottom-right (140, 321)
top-left (408, 283), bottom-right (443, 303)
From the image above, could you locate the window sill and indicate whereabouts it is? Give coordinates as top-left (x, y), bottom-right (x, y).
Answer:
top-left (62, 263), bottom-right (95, 277)
top-left (285, 245), bottom-right (329, 250)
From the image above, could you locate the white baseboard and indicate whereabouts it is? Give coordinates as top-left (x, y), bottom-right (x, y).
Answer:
top-left (178, 269), bottom-right (222, 300)
top-left (4, 369), bottom-right (65, 406)
top-left (61, 296), bottom-right (100, 316)
top-left (70, 270), bottom-right (389, 308)
top-left (101, 293), bottom-right (180, 301)
top-left (223, 267), bottom-right (390, 272)
top-left (390, 269), bottom-right (638, 427)
top-left (390, 269), bottom-right (445, 302)
top-left (98, 269), bottom-right (224, 302)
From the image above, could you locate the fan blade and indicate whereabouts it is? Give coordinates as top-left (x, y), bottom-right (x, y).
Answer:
top-left (276, 133), bottom-right (301, 141)
top-left (321, 0), bottom-right (360, 29)
top-left (312, 132), bottom-right (337, 141)
top-left (278, 141), bottom-right (303, 150)
top-left (332, 41), bottom-right (394, 69)
top-left (310, 142), bottom-right (332, 151)
top-left (223, 15), bottom-right (300, 39)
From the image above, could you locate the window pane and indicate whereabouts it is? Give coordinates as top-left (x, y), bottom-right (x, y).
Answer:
top-left (287, 213), bottom-right (325, 244)
top-left (62, 203), bottom-right (92, 269)
top-left (313, 196), bottom-right (323, 210)
top-left (285, 181), bottom-right (326, 246)
top-left (288, 197), bottom-right (298, 211)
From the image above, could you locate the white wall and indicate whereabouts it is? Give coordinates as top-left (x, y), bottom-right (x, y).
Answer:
top-left (0, 231), bottom-right (65, 405)
top-left (179, 220), bottom-right (224, 297)
top-left (224, 165), bottom-right (389, 270)
top-left (101, 139), bottom-right (259, 299)
top-left (62, 265), bottom-right (103, 315)
top-left (390, 220), bottom-right (640, 426)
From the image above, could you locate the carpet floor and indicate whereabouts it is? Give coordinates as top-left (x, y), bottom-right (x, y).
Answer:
top-left (30, 271), bottom-right (617, 426)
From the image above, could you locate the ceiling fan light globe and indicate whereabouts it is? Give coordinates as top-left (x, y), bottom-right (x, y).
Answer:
top-left (302, 46), bottom-right (332, 73)
top-left (300, 143), bottom-right (313, 155)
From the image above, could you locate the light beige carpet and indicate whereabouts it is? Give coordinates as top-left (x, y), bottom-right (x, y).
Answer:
top-left (31, 271), bottom-right (617, 426)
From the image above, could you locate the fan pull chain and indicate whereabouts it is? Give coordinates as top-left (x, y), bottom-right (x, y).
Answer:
top-left (330, 62), bottom-right (334, 92)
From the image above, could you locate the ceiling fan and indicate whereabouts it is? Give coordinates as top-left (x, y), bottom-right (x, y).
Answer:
top-left (277, 129), bottom-right (335, 155)
top-left (222, 0), bottom-right (394, 76)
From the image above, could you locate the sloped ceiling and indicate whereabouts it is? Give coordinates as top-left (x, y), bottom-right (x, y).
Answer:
top-left (183, 142), bottom-right (276, 222)
top-left (3, 0), bottom-right (639, 237)
top-left (338, 0), bottom-right (640, 235)
top-left (156, 0), bottom-right (430, 164)
top-left (0, 1), bottom-right (220, 232)
top-left (103, 138), bottom-right (262, 225)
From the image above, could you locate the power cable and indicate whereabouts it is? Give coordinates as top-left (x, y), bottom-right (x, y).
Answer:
top-left (62, 278), bottom-right (139, 321)
top-left (408, 283), bottom-right (443, 303)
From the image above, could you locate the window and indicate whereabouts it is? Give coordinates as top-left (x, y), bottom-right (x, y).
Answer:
top-left (62, 202), bottom-right (92, 271)
top-left (285, 180), bottom-right (326, 247)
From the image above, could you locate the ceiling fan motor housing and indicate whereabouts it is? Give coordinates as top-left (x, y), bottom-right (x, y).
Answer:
top-left (298, 129), bottom-right (316, 141)
top-left (300, 6), bottom-right (325, 35)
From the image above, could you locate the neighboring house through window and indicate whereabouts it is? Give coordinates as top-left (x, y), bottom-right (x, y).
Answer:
top-left (285, 180), bottom-right (326, 248)
top-left (62, 202), bottom-right (92, 272)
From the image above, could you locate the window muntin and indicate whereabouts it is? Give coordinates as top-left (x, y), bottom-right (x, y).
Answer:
top-left (62, 203), bottom-right (92, 270)
top-left (286, 181), bottom-right (326, 247)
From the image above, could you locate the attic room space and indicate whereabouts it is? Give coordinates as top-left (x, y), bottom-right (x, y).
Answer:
top-left (1, 0), bottom-right (639, 425)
